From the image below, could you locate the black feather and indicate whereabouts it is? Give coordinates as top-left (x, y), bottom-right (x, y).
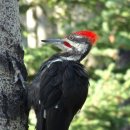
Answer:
top-left (29, 54), bottom-right (89, 130)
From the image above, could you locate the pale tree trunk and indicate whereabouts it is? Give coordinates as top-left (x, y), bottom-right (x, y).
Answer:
top-left (0, 0), bottom-right (28, 130)
top-left (26, 5), bottom-right (47, 48)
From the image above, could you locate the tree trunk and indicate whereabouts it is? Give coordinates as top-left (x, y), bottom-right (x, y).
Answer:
top-left (0, 0), bottom-right (28, 130)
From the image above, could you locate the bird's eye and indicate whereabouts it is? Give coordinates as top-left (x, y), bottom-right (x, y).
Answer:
top-left (63, 41), bottom-right (72, 48)
top-left (68, 35), bottom-right (74, 40)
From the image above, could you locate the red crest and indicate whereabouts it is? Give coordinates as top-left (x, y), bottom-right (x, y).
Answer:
top-left (73, 30), bottom-right (98, 45)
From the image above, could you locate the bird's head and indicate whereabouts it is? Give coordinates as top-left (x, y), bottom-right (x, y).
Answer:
top-left (42, 30), bottom-right (98, 61)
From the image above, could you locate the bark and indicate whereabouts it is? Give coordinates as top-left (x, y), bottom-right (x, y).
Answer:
top-left (0, 0), bottom-right (28, 130)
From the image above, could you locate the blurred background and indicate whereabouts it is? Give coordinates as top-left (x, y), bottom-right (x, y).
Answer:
top-left (19, 0), bottom-right (130, 130)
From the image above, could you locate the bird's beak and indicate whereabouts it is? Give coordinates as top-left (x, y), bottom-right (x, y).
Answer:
top-left (41, 39), bottom-right (64, 44)
top-left (41, 38), bottom-right (67, 51)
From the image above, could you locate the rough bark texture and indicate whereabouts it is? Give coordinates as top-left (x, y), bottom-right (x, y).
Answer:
top-left (0, 0), bottom-right (28, 130)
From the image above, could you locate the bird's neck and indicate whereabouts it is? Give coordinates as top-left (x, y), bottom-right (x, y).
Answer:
top-left (60, 52), bottom-right (82, 62)
top-left (44, 51), bottom-right (88, 70)
top-left (59, 46), bottom-right (91, 62)
top-left (48, 45), bottom-right (91, 65)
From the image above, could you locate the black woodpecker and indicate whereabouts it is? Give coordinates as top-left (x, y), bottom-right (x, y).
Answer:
top-left (28, 30), bottom-right (98, 130)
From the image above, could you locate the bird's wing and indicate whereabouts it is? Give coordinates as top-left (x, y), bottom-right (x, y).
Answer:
top-left (61, 62), bottom-right (89, 111)
top-left (39, 61), bottom-right (63, 109)
top-left (39, 61), bottom-right (89, 111)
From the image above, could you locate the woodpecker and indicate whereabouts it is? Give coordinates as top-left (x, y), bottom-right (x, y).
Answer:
top-left (28, 30), bottom-right (98, 130)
